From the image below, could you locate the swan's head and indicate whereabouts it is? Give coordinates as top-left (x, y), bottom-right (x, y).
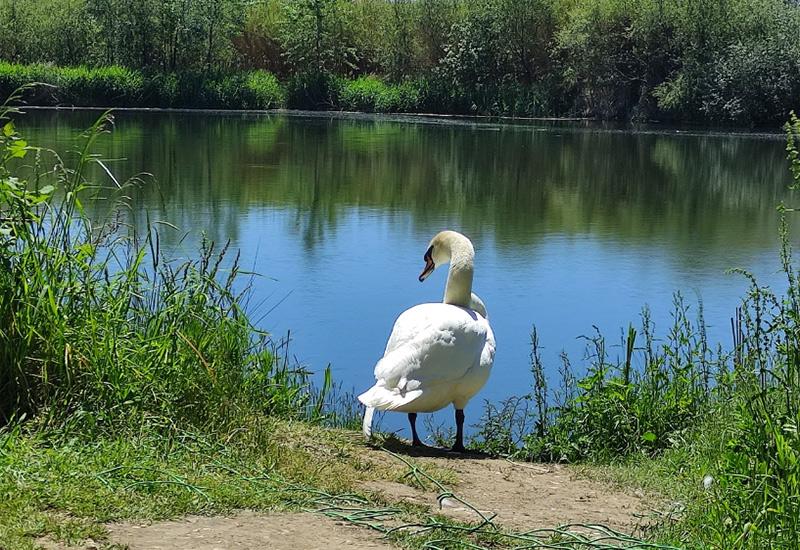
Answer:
top-left (418, 230), bottom-right (473, 282)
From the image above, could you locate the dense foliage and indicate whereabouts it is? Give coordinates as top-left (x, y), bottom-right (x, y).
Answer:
top-left (1, 0), bottom-right (799, 124)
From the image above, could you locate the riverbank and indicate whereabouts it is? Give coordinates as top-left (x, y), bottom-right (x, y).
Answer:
top-left (0, 63), bottom-right (444, 113)
top-left (1, 60), bottom-right (798, 130)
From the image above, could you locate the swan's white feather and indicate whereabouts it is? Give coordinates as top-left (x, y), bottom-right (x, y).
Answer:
top-left (358, 302), bottom-right (495, 419)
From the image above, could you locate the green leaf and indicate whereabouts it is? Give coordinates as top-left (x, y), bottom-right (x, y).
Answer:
top-left (38, 185), bottom-right (55, 195)
top-left (76, 242), bottom-right (95, 259)
top-left (8, 139), bottom-right (27, 158)
top-left (2, 121), bottom-right (13, 137)
top-left (642, 431), bottom-right (657, 443)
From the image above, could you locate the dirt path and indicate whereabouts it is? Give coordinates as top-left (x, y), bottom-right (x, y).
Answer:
top-left (106, 512), bottom-right (394, 550)
top-left (42, 442), bottom-right (649, 550)
top-left (360, 444), bottom-right (646, 532)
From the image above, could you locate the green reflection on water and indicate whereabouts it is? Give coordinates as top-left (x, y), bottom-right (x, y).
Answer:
top-left (17, 110), bottom-right (793, 255)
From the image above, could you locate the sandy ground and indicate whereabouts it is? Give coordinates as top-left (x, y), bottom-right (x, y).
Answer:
top-left (360, 444), bottom-right (645, 532)
top-left (38, 443), bottom-right (649, 550)
top-left (107, 512), bottom-right (393, 550)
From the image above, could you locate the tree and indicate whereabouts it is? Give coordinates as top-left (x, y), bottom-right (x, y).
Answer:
top-left (280, 0), bottom-right (357, 74)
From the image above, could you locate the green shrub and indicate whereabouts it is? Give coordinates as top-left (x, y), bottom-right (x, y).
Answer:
top-left (142, 72), bottom-right (180, 107)
top-left (57, 65), bottom-right (145, 106)
top-left (0, 62), bottom-right (144, 107)
top-left (245, 70), bottom-right (285, 109)
top-left (475, 296), bottom-right (717, 463)
top-left (337, 76), bottom-right (421, 113)
top-left (704, 38), bottom-right (800, 126)
top-left (0, 64), bottom-right (286, 110)
top-left (0, 62), bottom-right (42, 102)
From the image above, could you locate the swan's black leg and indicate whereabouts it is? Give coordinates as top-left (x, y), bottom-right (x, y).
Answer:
top-left (452, 409), bottom-right (466, 452)
top-left (408, 413), bottom-right (423, 446)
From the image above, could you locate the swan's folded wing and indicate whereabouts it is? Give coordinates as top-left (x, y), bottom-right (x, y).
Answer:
top-left (374, 304), bottom-right (489, 391)
top-left (381, 304), bottom-right (435, 357)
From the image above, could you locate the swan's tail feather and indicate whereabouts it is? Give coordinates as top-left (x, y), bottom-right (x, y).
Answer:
top-left (362, 406), bottom-right (375, 439)
top-left (359, 384), bottom-right (423, 412)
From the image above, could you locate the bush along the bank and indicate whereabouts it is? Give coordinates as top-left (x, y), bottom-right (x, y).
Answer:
top-left (472, 297), bottom-right (718, 463)
top-left (144, 70), bottom-right (285, 109)
top-left (0, 62), bottom-right (430, 114)
top-left (470, 113), bottom-right (800, 548)
top-left (337, 76), bottom-right (423, 113)
top-left (0, 63), bottom-right (285, 109)
top-left (0, 63), bottom-right (145, 106)
top-left (0, 92), bottom-right (324, 433)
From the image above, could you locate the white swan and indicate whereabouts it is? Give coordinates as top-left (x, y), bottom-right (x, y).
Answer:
top-left (358, 230), bottom-right (495, 452)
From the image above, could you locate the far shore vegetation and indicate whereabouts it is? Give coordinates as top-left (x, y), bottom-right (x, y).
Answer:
top-left (1, 0), bottom-right (799, 125)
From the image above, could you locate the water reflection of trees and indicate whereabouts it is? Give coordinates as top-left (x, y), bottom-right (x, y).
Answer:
top-left (19, 110), bottom-right (796, 251)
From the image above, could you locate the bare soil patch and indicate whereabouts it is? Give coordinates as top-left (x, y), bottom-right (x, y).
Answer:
top-left (361, 444), bottom-right (647, 532)
top-left (107, 511), bottom-right (394, 550)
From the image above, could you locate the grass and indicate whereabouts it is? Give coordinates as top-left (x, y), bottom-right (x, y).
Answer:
top-left (0, 63), bottom-right (285, 109)
top-left (0, 417), bottom-right (433, 549)
top-left (1, 417), bottom-right (677, 550)
top-left (0, 63), bottom-right (145, 107)
top-left (337, 76), bottom-right (423, 113)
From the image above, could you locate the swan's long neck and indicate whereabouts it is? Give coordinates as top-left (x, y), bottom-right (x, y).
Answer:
top-left (443, 240), bottom-right (474, 308)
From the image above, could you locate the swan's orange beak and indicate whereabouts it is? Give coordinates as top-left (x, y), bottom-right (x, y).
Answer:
top-left (419, 246), bottom-right (435, 282)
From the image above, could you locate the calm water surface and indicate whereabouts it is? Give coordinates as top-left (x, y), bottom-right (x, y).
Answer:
top-left (17, 110), bottom-right (797, 434)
